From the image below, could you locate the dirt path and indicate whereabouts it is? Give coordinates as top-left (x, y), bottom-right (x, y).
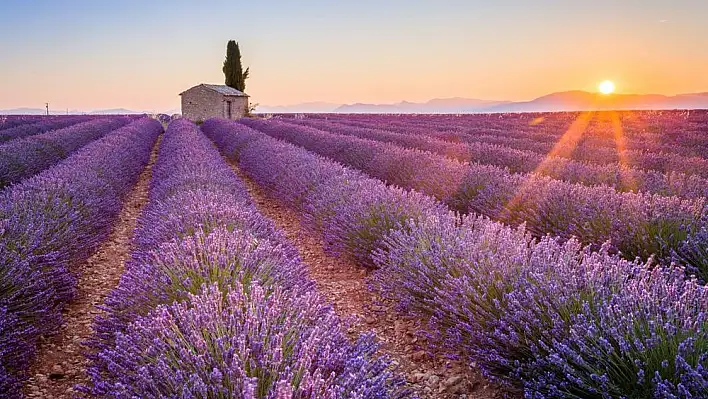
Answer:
top-left (23, 139), bottom-right (160, 399)
top-left (230, 163), bottom-right (504, 399)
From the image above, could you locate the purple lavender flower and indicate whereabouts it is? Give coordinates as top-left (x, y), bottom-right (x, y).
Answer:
top-left (0, 116), bottom-right (133, 188)
top-left (373, 213), bottom-right (708, 398)
top-left (92, 283), bottom-right (407, 399)
top-left (85, 118), bottom-right (411, 398)
top-left (0, 117), bottom-right (161, 391)
top-left (236, 117), bottom-right (706, 273)
top-left (280, 117), bottom-right (708, 199)
top-left (0, 115), bottom-right (94, 143)
top-left (204, 116), bottom-right (707, 398)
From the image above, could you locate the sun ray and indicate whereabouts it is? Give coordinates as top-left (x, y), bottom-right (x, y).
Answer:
top-left (502, 110), bottom-right (595, 224)
top-left (609, 110), bottom-right (637, 192)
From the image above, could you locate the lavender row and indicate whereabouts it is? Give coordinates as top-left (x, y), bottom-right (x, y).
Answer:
top-left (85, 119), bottom-right (409, 398)
top-left (203, 118), bottom-right (708, 398)
top-left (0, 117), bottom-right (133, 189)
top-left (381, 116), bottom-right (708, 152)
top-left (0, 118), bottom-right (161, 397)
top-left (330, 116), bottom-right (708, 169)
top-left (283, 118), bottom-right (708, 199)
top-left (324, 116), bottom-right (708, 176)
top-left (312, 111), bottom-right (708, 152)
top-left (297, 115), bottom-right (708, 179)
top-left (204, 120), bottom-right (450, 268)
top-left (0, 116), bottom-right (93, 144)
top-left (239, 118), bottom-right (707, 276)
top-left (0, 116), bottom-right (47, 132)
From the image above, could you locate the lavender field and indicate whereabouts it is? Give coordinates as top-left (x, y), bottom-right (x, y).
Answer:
top-left (1, 112), bottom-right (707, 398)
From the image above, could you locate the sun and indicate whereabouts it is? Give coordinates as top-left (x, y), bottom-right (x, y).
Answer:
top-left (598, 80), bottom-right (615, 95)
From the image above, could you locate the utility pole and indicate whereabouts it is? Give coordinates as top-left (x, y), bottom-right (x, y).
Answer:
top-left (45, 103), bottom-right (49, 116)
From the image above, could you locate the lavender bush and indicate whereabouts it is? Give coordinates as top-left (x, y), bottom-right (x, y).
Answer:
top-left (154, 113), bottom-right (175, 125)
top-left (0, 116), bottom-right (132, 188)
top-left (310, 111), bottom-right (708, 167)
top-left (310, 113), bottom-right (708, 178)
top-left (373, 215), bottom-right (708, 398)
top-left (86, 119), bottom-right (410, 398)
top-left (204, 117), bottom-right (708, 398)
top-left (0, 115), bottom-right (92, 144)
top-left (90, 120), bottom-right (276, 347)
top-left (283, 118), bottom-right (708, 199)
top-left (203, 120), bottom-right (454, 268)
top-left (0, 117), bottom-right (161, 395)
top-left (675, 227), bottom-right (708, 281)
top-left (0, 116), bottom-right (44, 131)
top-left (94, 283), bottom-right (408, 399)
top-left (237, 118), bottom-right (706, 275)
top-left (0, 306), bottom-right (34, 397)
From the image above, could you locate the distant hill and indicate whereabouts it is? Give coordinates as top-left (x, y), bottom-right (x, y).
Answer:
top-left (335, 98), bottom-right (509, 113)
top-left (486, 91), bottom-right (708, 113)
top-left (256, 98), bottom-right (510, 114)
top-left (256, 102), bottom-right (340, 113)
top-left (425, 97), bottom-right (513, 111)
top-left (258, 91), bottom-right (708, 114)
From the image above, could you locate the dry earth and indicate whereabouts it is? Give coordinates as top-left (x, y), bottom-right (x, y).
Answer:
top-left (22, 139), bottom-right (160, 398)
top-left (231, 163), bottom-right (506, 399)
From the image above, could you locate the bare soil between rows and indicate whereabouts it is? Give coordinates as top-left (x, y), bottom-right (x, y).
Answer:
top-left (230, 162), bottom-right (506, 399)
top-left (22, 139), bottom-right (160, 398)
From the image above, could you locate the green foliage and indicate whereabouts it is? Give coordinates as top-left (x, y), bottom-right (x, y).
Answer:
top-left (246, 102), bottom-right (259, 117)
top-left (222, 40), bottom-right (249, 92)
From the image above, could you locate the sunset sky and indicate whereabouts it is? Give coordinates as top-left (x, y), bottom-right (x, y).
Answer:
top-left (1, 0), bottom-right (707, 112)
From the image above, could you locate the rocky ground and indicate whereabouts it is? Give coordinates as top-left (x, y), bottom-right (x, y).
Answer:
top-left (23, 141), bottom-right (159, 398)
top-left (232, 164), bottom-right (506, 399)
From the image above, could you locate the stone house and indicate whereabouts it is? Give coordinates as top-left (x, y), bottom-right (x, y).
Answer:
top-left (179, 84), bottom-right (249, 121)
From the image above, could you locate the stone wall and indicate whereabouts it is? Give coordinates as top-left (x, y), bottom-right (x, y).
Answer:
top-left (224, 97), bottom-right (249, 120)
top-left (181, 86), bottom-right (248, 121)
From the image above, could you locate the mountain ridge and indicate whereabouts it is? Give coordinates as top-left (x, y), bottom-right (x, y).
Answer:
top-left (4, 91), bottom-right (708, 116)
top-left (257, 91), bottom-right (708, 113)
top-left (485, 91), bottom-right (708, 112)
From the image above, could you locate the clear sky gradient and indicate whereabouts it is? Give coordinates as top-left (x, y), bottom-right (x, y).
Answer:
top-left (1, 0), bottom-right (707, 111)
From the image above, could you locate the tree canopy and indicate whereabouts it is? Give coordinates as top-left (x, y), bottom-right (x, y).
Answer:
top-left (222, 40), bottom-right (249, 92)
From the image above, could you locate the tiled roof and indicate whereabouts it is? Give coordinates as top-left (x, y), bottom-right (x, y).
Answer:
top-left (180, 84), bottom-right (249, 96)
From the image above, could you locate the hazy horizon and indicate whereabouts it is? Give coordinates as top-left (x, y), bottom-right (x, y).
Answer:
top-left (2, 0), bottom-right (708, 111)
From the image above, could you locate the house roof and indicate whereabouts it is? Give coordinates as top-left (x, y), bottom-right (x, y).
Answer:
top-left (179, 84), bottom-right (249, 97)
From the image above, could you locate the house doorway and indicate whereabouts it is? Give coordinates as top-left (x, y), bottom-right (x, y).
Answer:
top-left (226, 101), bottom-right (232, 119)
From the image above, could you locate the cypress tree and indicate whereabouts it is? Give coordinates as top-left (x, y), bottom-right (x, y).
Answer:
top-left (222, 40), bottom-right (249, 92)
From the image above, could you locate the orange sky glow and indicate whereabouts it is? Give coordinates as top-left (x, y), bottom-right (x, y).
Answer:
top-left (1, 1), bottom-right (707, 112)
